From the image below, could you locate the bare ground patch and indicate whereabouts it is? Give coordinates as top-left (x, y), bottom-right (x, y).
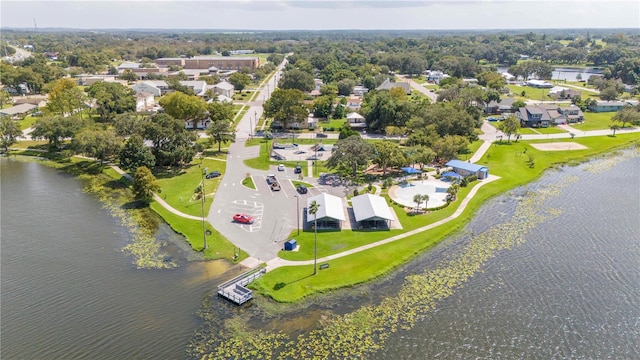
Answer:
top-left (530, 142), bottom-right (588, 151)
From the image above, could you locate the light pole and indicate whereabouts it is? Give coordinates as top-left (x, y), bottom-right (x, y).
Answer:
top-left (254, 111), bottom-right (257, 134)
top-left (201, 167), bottom-right (208, 251)
top-left (295, 195), bottom-right (300, 235)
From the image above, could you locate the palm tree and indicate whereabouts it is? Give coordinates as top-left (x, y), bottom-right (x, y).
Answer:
top-left (309, 200), bottom-right (321, 275)
top-left (610, 124), bottom-right (620, 136)
top-left (413, 194), bottom-right (423, 213)
top-left (421, 194), bottom-right (429, 211)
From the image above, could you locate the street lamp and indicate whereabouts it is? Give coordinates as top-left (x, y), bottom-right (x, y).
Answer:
top-left (295, 195), bottom-right (300, 235)
top-left (201, 167), bottom-right (208, 251)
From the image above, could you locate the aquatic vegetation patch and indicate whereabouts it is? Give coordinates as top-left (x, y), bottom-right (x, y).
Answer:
top-left (581, 146), bottom-right (639, 174)
top-left (79, 173), bottom-right (177, 269)
top-left (191, 184), bottom-right (566, 359)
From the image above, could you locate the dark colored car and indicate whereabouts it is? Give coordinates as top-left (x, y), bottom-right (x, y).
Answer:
top-left (206, 171), bottom-right (221, 179)
top-left (296, 185), bottom-right (308, 194)
top-left (294, 165), bottom-right (302, 174)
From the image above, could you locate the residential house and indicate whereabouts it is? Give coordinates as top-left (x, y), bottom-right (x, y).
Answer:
top-left (179, 81), bottom-right (208, 96)
top-left (426, 70), bottom-right (449, 84)
top-left (525, 79), bottom-right (553, 88)
top-left (211, 81), bottom-right (235, 98)
top-left (558, 105), bottom-right (584, 123)
top-left (0, 103), bottom-right (38, 119)
top-left (346, 96), bottom-right (363, 111)
top-left (483, 97), bottom-right (515, 114)
top-left (376, 79), bottom-right (411, 94)
top-left (588, 101), bottom-right (626, 113)
top-left (208, 94), bottom-right (233, 104)
top-left (346, 112), bottom-right (366, 129)
top-left (135, 92), bottom-right (155, 112)
top-left (515, 106), bottom-right (552, 128)
top-left (131, 81), bottom-right (169, 97)
top-left (548, 86), bottom-right (581, 100)
top-left (462, 78), bottom-right (479, 86)
top-left (353, 85), bottom-right (369, 97)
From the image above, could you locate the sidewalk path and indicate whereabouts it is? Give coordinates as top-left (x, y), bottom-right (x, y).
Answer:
top-left (263, 174), bottom-right (499, 271)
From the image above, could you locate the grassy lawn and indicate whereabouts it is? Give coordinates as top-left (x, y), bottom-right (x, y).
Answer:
top-left (318, 118), bottom-right (346, 131)
top-left (153, 158), bottom-right (224, 217)
top-left (535, 126), bottom-right (567, 134)
top-left (233, 90), bottom-right (254, 102)
top-left (150, 201), bottom-right (247, 261)
top-left (253, 133), bottom-right (640, 302)
top-left (572, 112), bottom-right (615, 131)
top-left (506, 85), bottom-right (552, 102)
top-left (242, 176), bottom-right (256, 190)
top-left (291, 180), bottom-right (313, 188)
top-left (19, 115), bottom-right (38, 130)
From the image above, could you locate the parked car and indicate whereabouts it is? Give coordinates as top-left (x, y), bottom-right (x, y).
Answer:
top-left (296, 185), bottom-right (308, 194)
top-left (294, 165), bottom-right (302, 174)
top-left (270, 182), bottom-right (281, 191)
top-left (233, 213), bottom-right (254, 224)
top-left (277, 164), bottom-right (285, 171)
top-left (266, 174), bottom-right (277, 185)
top-left (206, 170), bottom-right (221, 179)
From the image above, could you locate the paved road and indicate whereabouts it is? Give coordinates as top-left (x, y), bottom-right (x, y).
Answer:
top-left (396, 75), bottom-right (438, 102)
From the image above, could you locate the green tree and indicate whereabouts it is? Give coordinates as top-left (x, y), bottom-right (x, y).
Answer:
top-left (511, 100), bottom-right (527, 112)
top-left (612, 105), bottom-right (640, 128)
top-left (119, 70), bottom-right (138, 82)
top-left (264, 88), bottom-right (307, 130)
top-left (31, 115), bottom-right (86, 150)
top-left (0, 90), bottom-right (13, 108)
top-left (279, 68), bottom-right (314, 92)
top-left (228, 72), bottom-right (251, 92)
top-left (413, 194), bottom-right (423, 213)
top-left (337, 78), bottom-right (356, 96)
top-left (327, 135), bottom-right (375, 178)
top-left (206, 118), bottom-right (236, 152)
top-left (333, 103), bottom-right (346, 119)
top-left (373, 141), bottom-right (405, 175)
top-left (142, 113), bottom-right (198, 167)
top-left (132, 166), bottom-right (160, 203)
top-left (158, 92), bottom-right (208, 129)
top-left (610, 124), bottom-right (620, 136)
top-left (432, 135), bottom-right (470, 163)
top-left (0, 116), bottom-right (23, 152)
top-left (119, 134), bottom-right (156, 171)
top-left (44, 78), bottom-right (87, 116)
top-left (498, 115), bottom-right (521, 143)
top-left (477, 71), bottom-right (506, 90)
top-left (312, 95), bottom-right (334, 119)
top-left (71, 128), bottom-right (122, 165)
top-left (87, 82), bottom-right (136, 122)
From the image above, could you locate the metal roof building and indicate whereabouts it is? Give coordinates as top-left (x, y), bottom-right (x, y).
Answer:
top-left (307, 193), bottom-right (345, 229)
top-left (445, 160), bottom-right (489, 179)
top-left (351, 194), bottom-right (394, 229)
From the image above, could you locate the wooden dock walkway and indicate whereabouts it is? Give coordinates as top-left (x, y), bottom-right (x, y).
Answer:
top-left (217, 266), bottom-right (266, 305)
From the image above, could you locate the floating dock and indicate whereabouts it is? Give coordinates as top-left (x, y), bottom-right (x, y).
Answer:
top-left (217, 266), bottom-right (266, 305)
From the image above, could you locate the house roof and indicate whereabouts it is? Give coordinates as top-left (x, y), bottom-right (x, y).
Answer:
top-left (446, 160), bottom-right (488, 173)
top-left (594, 101), bottom-right (626, 106)
top-left (346, 112), bottom-right (364, 120)
top-left (486, 97), bottom-right (515, 108)
top-left (376, 79), bottom-right (411, 93)
top-left (307, 193), bottom-right (345, 222)
top-left (351, 194), bottom-right (394, 222)
top-left (213, 82), bottom-right (234, 91)
top-left (0, 103), bottom-right (37, 116)
top-left (517, 107), bottom-right (552, 122)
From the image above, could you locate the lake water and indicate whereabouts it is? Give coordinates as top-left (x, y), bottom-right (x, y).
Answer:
top-left (0, 159), bottom-right (242, 360)
top-left (497, 66), bottom-right (603, 82)
top-left (2, 152), bottom-right (639, 359)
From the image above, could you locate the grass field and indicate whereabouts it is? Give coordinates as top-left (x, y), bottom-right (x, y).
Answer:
top-left (19, 115), bottom-right (38, 130)
top-left (153, 158), bottom-right (225, 217)
top-left (252, 133), bottom-right (640, 302)
top-left (572, 112), bottom-right (615, 131)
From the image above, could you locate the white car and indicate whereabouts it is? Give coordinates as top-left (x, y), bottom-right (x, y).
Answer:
top-left (277, 164), bottom-right (285, 171)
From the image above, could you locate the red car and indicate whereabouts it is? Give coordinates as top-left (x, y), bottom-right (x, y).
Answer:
top-left (233, 213), bottom-right (254, 224)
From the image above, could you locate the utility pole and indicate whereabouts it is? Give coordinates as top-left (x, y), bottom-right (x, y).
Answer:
top-left (201, 167), bottom-right (208, 251)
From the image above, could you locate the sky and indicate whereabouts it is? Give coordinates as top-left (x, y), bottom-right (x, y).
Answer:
top-left (1, 0), bottom-right (639, 31)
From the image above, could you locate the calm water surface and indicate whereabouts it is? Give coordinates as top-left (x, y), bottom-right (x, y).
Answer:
top-left (374, 154), bottom-right (640, 359)
top-left (1, 159), bottom-right (239, 360)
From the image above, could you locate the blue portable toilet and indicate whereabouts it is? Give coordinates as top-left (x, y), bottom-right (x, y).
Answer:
top-left (284, 239), bottom-right (297, 251)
